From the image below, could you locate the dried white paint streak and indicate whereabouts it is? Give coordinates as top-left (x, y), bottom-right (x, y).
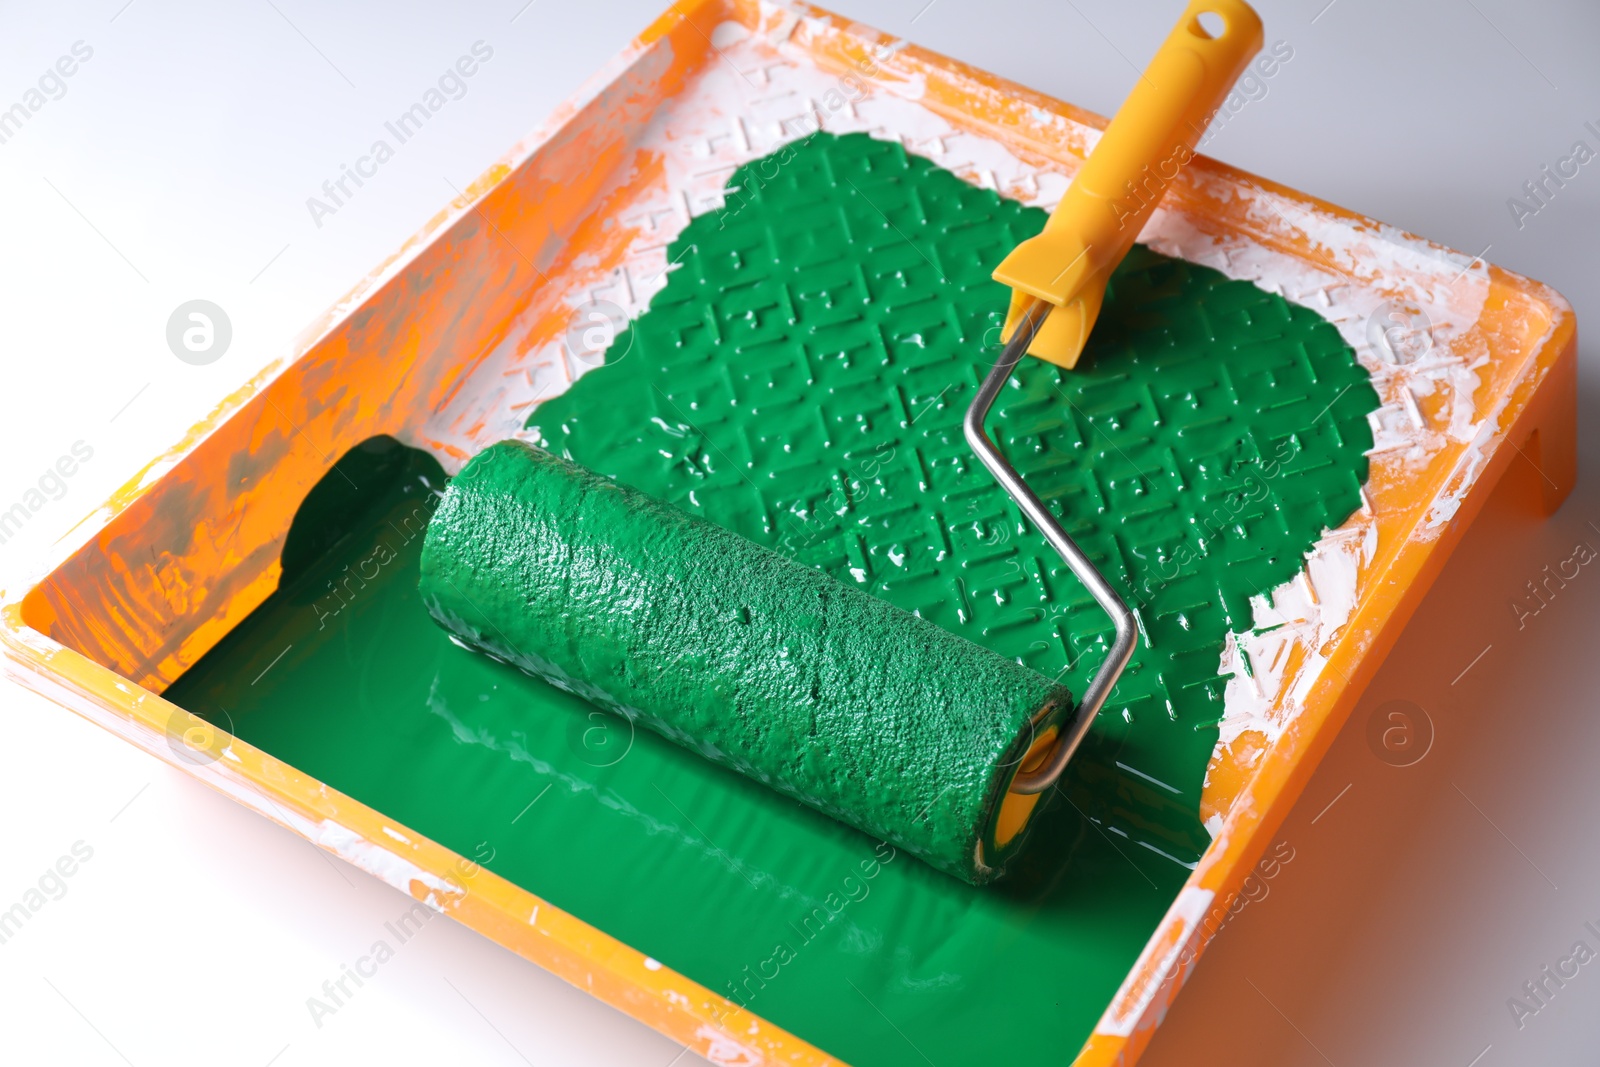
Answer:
top-left (694, 1023), bottom-right (762, 1067)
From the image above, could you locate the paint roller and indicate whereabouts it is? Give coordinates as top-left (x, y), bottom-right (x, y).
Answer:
top-left (419, 0), bottom-right (1263, 884)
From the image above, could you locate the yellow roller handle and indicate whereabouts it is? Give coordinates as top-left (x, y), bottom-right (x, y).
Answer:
top-left (994, 0), bottom-right (1264, 367)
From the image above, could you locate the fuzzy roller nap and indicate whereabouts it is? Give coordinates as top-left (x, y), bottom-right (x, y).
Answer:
top-left (418, 440), bottom-right (1072, 883)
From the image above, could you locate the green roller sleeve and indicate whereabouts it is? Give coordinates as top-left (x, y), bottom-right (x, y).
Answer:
top-left (418, 441), bottom-right (1073, 883)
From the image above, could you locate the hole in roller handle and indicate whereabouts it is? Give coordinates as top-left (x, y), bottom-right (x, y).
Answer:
top-left (1192, 10), bottom-right (1228, 38)
top-left (963, 300), bottom-right (1138, 795)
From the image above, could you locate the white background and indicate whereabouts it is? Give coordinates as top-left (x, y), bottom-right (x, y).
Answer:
top-left (0, 1), bottom-right (1595, 1064)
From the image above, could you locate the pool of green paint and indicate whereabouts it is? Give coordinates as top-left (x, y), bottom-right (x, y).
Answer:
top-left (166, 133), bottom-right (1377, 1064)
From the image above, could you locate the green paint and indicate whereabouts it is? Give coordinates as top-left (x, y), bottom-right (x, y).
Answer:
top-left (529, 132), bottom-right (1377, 860)
top-left (166, 131), bottom-right (1376, 1064)
top-left (420, 441), bottom-right (1072, 883)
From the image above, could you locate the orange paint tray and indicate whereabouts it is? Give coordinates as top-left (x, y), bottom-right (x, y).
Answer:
top-left (1, 1), bottom-right (1575, 1063)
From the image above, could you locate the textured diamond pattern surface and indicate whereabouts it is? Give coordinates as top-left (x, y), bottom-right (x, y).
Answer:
top-left (528, 133), bottom-right (1377, 860)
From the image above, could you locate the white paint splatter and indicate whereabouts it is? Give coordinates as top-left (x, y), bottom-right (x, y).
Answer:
top-left (694, 1024), bottom-right (762, 1067)
top-left (310, 820), bottom-right (459, 909)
